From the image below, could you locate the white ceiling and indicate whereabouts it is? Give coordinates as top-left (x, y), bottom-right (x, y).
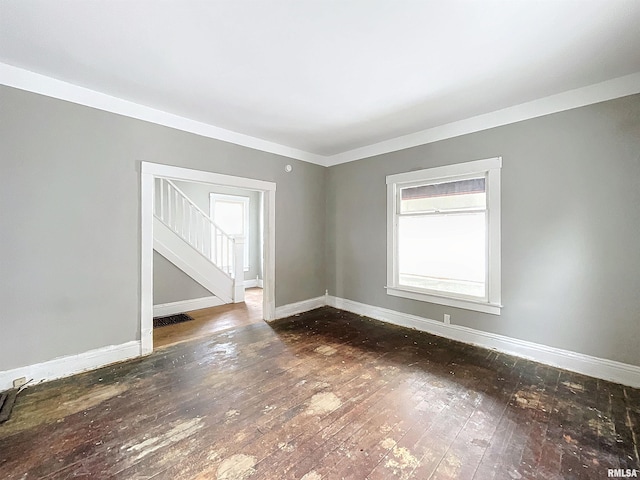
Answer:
top-left (2, 1), bottom-right (640, 164)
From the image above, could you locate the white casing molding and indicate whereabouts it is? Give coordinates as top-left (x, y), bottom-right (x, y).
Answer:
top-left (273, 296), bottom-right (326, 320)
top-left (153, 296), bottom-right (224, 317)
top-left (385, 157), bottom-right (502, 315)
top-left (141, 162), bottom-right (277, 355)
top-left (324, 295), bottom-right (640, 389)
top-left (0, 341), bottom-right (141, 392)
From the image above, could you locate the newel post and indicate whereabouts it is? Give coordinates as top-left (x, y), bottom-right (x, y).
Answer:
top-left (233, 237), bottom-right (245, 303)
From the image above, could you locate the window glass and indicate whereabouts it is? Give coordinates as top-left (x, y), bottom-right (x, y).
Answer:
top-left (398, 212), bottom-right (486, 298)
top-left (214, 201), bottom-right (244, 236)
top-left (386, 158), bottom-right (501, 314)
top-left (211, 195), bottom-right (250, 271)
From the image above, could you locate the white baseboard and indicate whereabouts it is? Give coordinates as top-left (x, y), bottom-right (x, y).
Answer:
top-left (325, 295), bottom-right (640, 389)
top-left (7, 296), bottom-right (637, 392)
top-left (273, 295), bottom-right (326, 320)
top-left (244, 279), bottom-right (263, 289)
top-left (0, 341), bottom-right (141, 391)
top-left (153, 296), bottom-right (224, 317)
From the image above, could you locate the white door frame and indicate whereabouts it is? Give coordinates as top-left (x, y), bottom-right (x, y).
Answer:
top-left (140, 162), bottom-right (276, 355)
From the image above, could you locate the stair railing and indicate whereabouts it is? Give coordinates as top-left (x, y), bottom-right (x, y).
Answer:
top-left (154, 178), bottom-right (242, 280)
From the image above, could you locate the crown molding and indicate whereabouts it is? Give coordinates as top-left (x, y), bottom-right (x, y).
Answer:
top-left (0, 63), bottom-right (327, 166)
top-left (325, 72), bottom-right (640, 166)
top-left (2, 62), bottom-right (638, 168)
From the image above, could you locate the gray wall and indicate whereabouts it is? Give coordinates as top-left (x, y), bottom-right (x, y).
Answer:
top-left (153, 252), bottom-right (213, 304)
top-left (326, 94), bottom-right (640, 367)
top-left (0, 85), bottom-right (326, 371)
top-left (3, 83), bottom-right (638, 374)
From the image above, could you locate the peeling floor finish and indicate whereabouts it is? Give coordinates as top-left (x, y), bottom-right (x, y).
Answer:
top-left (1, 307), bottom-right (639, 479)
top-left (305, 392), bottom-right (342, 416)
top-left (216, 454), bottom-right (256, 480)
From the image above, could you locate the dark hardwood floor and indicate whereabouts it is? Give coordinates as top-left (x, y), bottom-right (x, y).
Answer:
top-left (1, 307), bottom-right (638, 479)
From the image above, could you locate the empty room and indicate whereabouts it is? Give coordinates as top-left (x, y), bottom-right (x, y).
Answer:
top-left (1, 1), bottom-right (639, 479)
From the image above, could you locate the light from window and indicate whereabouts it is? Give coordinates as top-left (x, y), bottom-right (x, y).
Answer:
top-left (398, 178), bottom-right (486, 298)
top-left (387, 158), bottom-right (501, 315)
top-left (210, 194), bottom-right (250, 271)
top-left (214, 201), bottom-right (245, 236)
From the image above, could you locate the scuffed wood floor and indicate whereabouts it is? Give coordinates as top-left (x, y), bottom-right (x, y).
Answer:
top-left (1, 307), bottom-right (638, 479)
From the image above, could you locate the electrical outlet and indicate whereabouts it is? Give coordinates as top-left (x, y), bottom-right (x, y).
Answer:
top-left (444, 314), bottom-right (451, 325)
top-left (13, 377), bottom-right (27, 389)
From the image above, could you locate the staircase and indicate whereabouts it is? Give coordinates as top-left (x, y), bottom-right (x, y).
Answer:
top-left (154, 178), bottom-right (244, 304)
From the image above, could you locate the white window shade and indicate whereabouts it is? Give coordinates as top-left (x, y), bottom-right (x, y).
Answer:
top-left (400, 178), bottom-right (486, 213)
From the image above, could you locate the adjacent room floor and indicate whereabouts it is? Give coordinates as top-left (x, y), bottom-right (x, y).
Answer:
top-left (154, 287), bottom-right (264, 349)
top-left (1, 307), bottom-right (638, 479)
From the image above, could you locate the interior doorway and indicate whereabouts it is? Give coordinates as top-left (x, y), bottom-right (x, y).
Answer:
top-left (141, 162), bottom-right (276, 355)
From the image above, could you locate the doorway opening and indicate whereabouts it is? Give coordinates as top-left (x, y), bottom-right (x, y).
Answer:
top-left (141, 162), bottom-right (276, 354)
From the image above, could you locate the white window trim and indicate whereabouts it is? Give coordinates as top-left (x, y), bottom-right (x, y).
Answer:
top-left (386, 157), bottom-right (502, 315)
top-left (210, 193), bottom-right (250, 272)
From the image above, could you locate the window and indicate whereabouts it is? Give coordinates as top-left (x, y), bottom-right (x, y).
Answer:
top-left (210, 194), bottom-right (250, 271)
top-left (386, 158), bottom-right (502, 315)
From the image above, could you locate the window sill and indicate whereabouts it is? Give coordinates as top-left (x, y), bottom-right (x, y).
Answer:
top-left (386, 286), bottom-right (502, 315)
